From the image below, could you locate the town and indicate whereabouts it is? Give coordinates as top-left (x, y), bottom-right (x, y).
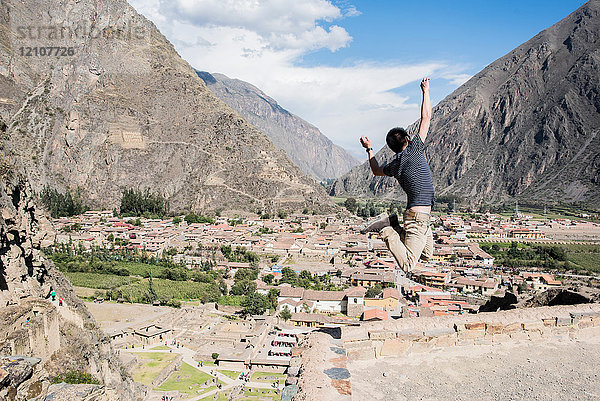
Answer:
top-left (48, 207), bottom-right (600, 400)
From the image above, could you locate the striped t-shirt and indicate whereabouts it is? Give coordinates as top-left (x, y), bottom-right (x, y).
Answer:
top-left (382, 134), bottom-right (435, 209)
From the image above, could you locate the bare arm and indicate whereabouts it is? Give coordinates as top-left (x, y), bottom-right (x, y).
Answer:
top-left (360, 136), bottom-right (386, 176)
top-left (418, 77), bottom-right (432, 142)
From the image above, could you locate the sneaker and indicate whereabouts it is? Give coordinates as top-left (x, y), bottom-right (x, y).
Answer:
top-left (360, 212), bottom-right (391, 234)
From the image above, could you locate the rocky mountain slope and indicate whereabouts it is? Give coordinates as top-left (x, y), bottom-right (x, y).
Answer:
top-left (196, 71), bottom-right (360, 180)
top-left (331, 0), bottom-right (600, 207)
top-left (0, 0), bottom-right (333, 214)
top-left (0, 132), bottom-right (142, 400)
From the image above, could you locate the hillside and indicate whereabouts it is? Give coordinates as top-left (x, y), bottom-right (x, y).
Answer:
top-left (0, 134), bottom-right (142, 399)
top-left (330, 0), bottom-right (600, 207)
top-left (196, 71), bottom-right (360, 180)
top-left (0, 0), bottom-right (333, 214)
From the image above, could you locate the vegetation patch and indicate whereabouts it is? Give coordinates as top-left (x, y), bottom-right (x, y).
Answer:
top-left (50, 371), bottom-right (100, 385)
top-left (63, 272), bottom-right (136, 289)
top-left (216, 369), bottom-right (241, 380)
top-left (480, 242), bottom-right (600, 273)
top-left (157, 362), bottom-right (219, 397)
top-left (243, 387), bottom-right (282, 400)
top-left (131, 352), bottom-right (177, 385)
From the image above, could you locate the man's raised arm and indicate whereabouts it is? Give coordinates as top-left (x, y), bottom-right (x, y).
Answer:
top-left (418, 77), bottom-right (432, 142)
top-left (360, 136), bottom-right (386, 176)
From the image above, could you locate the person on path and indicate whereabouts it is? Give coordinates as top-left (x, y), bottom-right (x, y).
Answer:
top-left (360, 77), bottom-right (435, 273)
top-left (51, 290), bottom-right (56, 301)
top-left (58, 297), bottom-right (63, 306)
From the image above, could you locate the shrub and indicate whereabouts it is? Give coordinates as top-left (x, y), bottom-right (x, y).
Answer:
top-left (51, 371), bottom-right (100, 385)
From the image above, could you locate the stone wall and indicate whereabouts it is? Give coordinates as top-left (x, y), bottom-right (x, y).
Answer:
top-left (0, 299), bottom-right (60, 360)
top-left (342, 304), bottom-right (600, 360)
top-left (152, 354), bottom-right (183, 387)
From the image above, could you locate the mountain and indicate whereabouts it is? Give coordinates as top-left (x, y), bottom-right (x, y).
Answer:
top-left (0, 0), bottom-right (333, 214)
top-left (331, 0), bottom-right (600, 207)
top-left (0, 132), bottom-right (141, 399)
top-left (196, 71), bottom-right (360, 180)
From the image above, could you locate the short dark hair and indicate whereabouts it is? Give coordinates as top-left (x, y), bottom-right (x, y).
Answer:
top-left (386, 127), bottom-right (409, 153)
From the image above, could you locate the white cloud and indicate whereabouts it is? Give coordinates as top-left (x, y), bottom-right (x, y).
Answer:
top-left (441, 73), bottom-right (472, 87)
top-left (128, 0), bottom-right (467, 158)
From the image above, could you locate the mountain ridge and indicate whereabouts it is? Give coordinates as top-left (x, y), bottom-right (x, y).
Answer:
top-left (196, 71), bottom-right (360, 180)
top-left (0, 0), bottom-right (333, 214)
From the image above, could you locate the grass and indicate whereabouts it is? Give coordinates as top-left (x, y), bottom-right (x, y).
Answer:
top-left (251, 372), bottom-right (285, 381)
top-left (151, 345), bottom-right (170, 350)
top-left (131, 352), bottom-right (177, 385)
top-left (251, 371), bottom-right (286, 386)
top-left (242, 387), bottom-right (281, 400)
top-left (117, 278), bottom-right (212, 301)
top-left (217, 295), bottom-right (245, 306)
top-left (217, 369), bottom-right (241, 380)
top-left (201, 360), bottom-right (216, 367)
top-left (64, 272), bottom-right (137, 289)
top-left (201, 391), bottom-right (230, 401)
top-left (157, 362), bottom-right (220, 398)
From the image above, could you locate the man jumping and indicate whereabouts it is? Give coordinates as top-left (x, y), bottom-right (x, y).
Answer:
top-left (359, 77), bottom-right (434, 273)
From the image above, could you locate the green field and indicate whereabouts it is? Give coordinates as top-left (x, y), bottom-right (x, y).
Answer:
top-left (243, 387), bottom-right (281, 400)
top-left (217, 295), bottom-right (245, 306)
top-left (64, 272), bottom-right (138, 289)
top-left (217, 369), bottom-right (241, 380)
top-left (118, 278), bottom-right (212, 300)
top-left (251, 372), bottom-right (285, 383)
top-left (567, 253), bottom-right (600, 273)
top-left (119, 262), bottom-right (165, 277)
top-left (151, 345), bottom-right (170, 350)
top-left (131, 352), bottom-right (178, 385)
top-left (157, 362), bottom-right (220, 398)
top-left (480, 242), bottom-right (600, 273)
top-left (201, 392), bottom-right (230, 401)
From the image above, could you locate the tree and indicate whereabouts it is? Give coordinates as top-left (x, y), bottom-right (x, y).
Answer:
top-left (365, 284), bottom-right (382, 298)
top-left (299, 270), bottom-right (312, 280)
top-left (185, 212), bottom-right (214, 224)
top-left (172, 216), bottom-right (182, 224)
top-left (120, 188), bottom-right (169, 217)
top-left (40, 185), bottom-right (88, 218)
top-left (267, 288), bottom-right (279, 310)
top-left (230, 280), bottom-right (256, 296)
top-left (300, 302), bottom-right (311, 313)
top-left (241, 292), bottom-right (269, 316)
top-left (262, 274), bottom-right (274, 285)
top-left (211, 352), bottom-right (219, 360)
top-left (280, 267), bottom-right (298, 286)
top-left (344, 197), bottom-right (358, 214)
top-left (280, 305), bottom-right (292, 321)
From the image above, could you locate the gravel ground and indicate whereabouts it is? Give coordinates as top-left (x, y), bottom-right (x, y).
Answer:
top-left (347, 338), bottom-right (600, 401)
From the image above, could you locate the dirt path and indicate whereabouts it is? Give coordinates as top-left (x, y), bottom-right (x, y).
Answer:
top-left (347, 337), bottom-right (600, 401)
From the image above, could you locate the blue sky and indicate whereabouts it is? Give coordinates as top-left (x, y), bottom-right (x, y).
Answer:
top-left (129, 0), bottom-right (587, 158)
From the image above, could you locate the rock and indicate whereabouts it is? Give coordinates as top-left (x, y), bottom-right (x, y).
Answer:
top-left (0, 355), bottom-right (40, 389)
top-left (44, 383), bottom-right (105, 401)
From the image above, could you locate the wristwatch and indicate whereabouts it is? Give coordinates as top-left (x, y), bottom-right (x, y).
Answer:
top-left (366, 147), bottom-right (373, 152)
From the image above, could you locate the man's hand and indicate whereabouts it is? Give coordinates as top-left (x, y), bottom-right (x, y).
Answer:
top-left (360, 136), bottom-right (372, 149)
top-left (420, 77), bottom-right (430, 93)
